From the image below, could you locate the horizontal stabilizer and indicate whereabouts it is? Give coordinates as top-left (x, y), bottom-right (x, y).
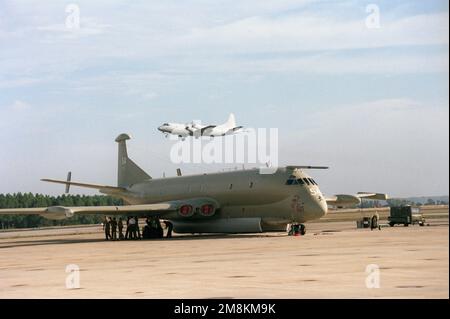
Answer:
top-left (286, 165), bottom-right (329, 170)
top-left (41, 179), bottom-right (126, 195)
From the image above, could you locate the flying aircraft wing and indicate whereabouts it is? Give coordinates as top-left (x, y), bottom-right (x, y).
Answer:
top-left (200, 125), bottom-right (216, 136)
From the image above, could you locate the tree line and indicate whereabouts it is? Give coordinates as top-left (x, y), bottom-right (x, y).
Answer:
top-left (0, 193), bottom-right (123, 229)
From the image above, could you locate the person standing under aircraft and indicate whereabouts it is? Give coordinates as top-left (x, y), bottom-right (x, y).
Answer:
top-left (163, 220), bottom-right (173, 238)
top-left (125, 216), bottom-right (131, 239)
top-left (118, 217), bottom-right (124, 240)
top-left (103, 217), bottom-right (111, 240)
top-left (135, 217), bottom-right (141, 239)
top-left (111, 217), bottom-right (118, 240)
top-left (129, 217), bottom-right (136, 239)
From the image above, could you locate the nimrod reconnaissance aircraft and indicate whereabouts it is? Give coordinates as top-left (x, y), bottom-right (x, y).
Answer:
top-left (158, 113), bottom-right (244, 139)
top-left (0, 134), bottom-right (387, 234)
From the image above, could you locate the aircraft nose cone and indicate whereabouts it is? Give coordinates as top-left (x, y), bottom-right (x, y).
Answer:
top-left (305, 195), bottom-right (328, 220)
top-left (317, 196), bottom-right (328, 217)
top-left (158, 126), bottom-right (164, 132)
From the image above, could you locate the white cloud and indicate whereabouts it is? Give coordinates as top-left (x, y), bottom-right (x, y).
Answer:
top-left (0, 77), bottom-right (43, 89)
top-left (179, 12), bottom-right (449, 54)
top-left (0, 2), bottom-right (448, 81)
top-left (36, 18), bottom-right (112, 39)
top-left (9, 100), bottom-right (31, 111)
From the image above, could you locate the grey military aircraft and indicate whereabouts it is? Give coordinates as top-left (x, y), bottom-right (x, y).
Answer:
top-left (0, 133), bottom-right (387, 234)
top-left (158, 113), bottom-right (244, 139)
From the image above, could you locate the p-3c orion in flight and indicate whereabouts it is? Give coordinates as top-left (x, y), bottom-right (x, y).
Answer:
top-left (0, 134), bottom-right (387, 235)
top-left (158, 113), bottom-right (244, 140)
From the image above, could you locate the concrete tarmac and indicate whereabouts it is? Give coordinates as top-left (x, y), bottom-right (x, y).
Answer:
top-left (0, 218), bottom-right (448, 299)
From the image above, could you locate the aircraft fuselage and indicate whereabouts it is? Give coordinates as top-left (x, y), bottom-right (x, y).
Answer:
top-left (116, 167), bottom-right (328, 230)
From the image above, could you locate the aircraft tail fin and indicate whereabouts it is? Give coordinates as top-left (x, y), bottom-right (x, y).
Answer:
top-left (115, 134), bottom-right (151, 187)
top-left (225, 113), bottom-right (237, 128)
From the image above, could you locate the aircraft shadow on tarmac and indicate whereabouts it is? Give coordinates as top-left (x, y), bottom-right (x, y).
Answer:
top-left (0, 233), bottom-right (285, 249)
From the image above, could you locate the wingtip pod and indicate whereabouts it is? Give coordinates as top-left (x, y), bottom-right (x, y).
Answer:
top-left (115, 133), bottom-right (131, 143)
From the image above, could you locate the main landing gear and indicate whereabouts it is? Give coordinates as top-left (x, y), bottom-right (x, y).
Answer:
top-left (288, 223), bottom-right (306, 236)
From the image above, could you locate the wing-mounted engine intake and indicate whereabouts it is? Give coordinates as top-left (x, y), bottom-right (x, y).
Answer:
top-left (175, 198), bottom-right (219, 218)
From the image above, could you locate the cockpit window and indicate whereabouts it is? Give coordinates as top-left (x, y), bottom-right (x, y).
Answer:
top-left (163, 123), bottom-right (169, 126)
top-left (285, 175), bottom-right (299, 185)
top-left (286, 175), bottom-right (316, 186)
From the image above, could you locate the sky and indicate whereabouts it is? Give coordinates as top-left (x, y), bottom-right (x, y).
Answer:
top-left (0, 0), bottom-right (448, 198)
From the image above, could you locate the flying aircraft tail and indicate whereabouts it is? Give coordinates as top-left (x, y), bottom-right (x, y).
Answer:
top-left (224, 113), bottom-right (237, 128)
top-left (115, 133), bottom-right (152, 187)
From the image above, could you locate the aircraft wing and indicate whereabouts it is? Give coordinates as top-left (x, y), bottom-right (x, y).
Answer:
top-left (0, 197), bottom-right (220, 220)
top-left (326, 192), bottom-right (388, 207)
top-left (356, 192), bottom-right (388, 200)
top-left (200, 125), bottom-right (216, 136)
top-left (0, 203), bottom-right (176, 220)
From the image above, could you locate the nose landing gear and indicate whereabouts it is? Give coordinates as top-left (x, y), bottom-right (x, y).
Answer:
top-left (288, 223), bottom-right (306, 236)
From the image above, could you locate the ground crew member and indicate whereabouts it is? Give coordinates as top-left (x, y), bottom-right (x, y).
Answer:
top-left (111, 217), bottom-right (118, 240)
top-left (129, 217), bottom-right (136, 239)
top-left (163, 220), bottom-right (173, 238)
top-left (135, 217), bottom-right (141, 239)
top-left (118, 217), bottom-right (124, 240)
top-left (125, 216), bottom-right (131, 239)
top-left (103, 217), bottom-right (111, 240)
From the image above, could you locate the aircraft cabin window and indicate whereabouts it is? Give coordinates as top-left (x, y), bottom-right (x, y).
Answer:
top-left (308, 178), bottom-right (315, 185)
top-left (303, 178), bottom-right (311, 185)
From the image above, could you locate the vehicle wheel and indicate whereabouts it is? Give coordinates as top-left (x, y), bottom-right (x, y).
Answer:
top-left (371, 215), bottom-right (378, 230)
top-left (404, 223), bottom-right (409, 227)
top-left (389, 222), bottom-right (395, 227)
top-left (300, 224), bottom-right (306, 236)
top-left (419, 222), bottom-right (425, 227)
